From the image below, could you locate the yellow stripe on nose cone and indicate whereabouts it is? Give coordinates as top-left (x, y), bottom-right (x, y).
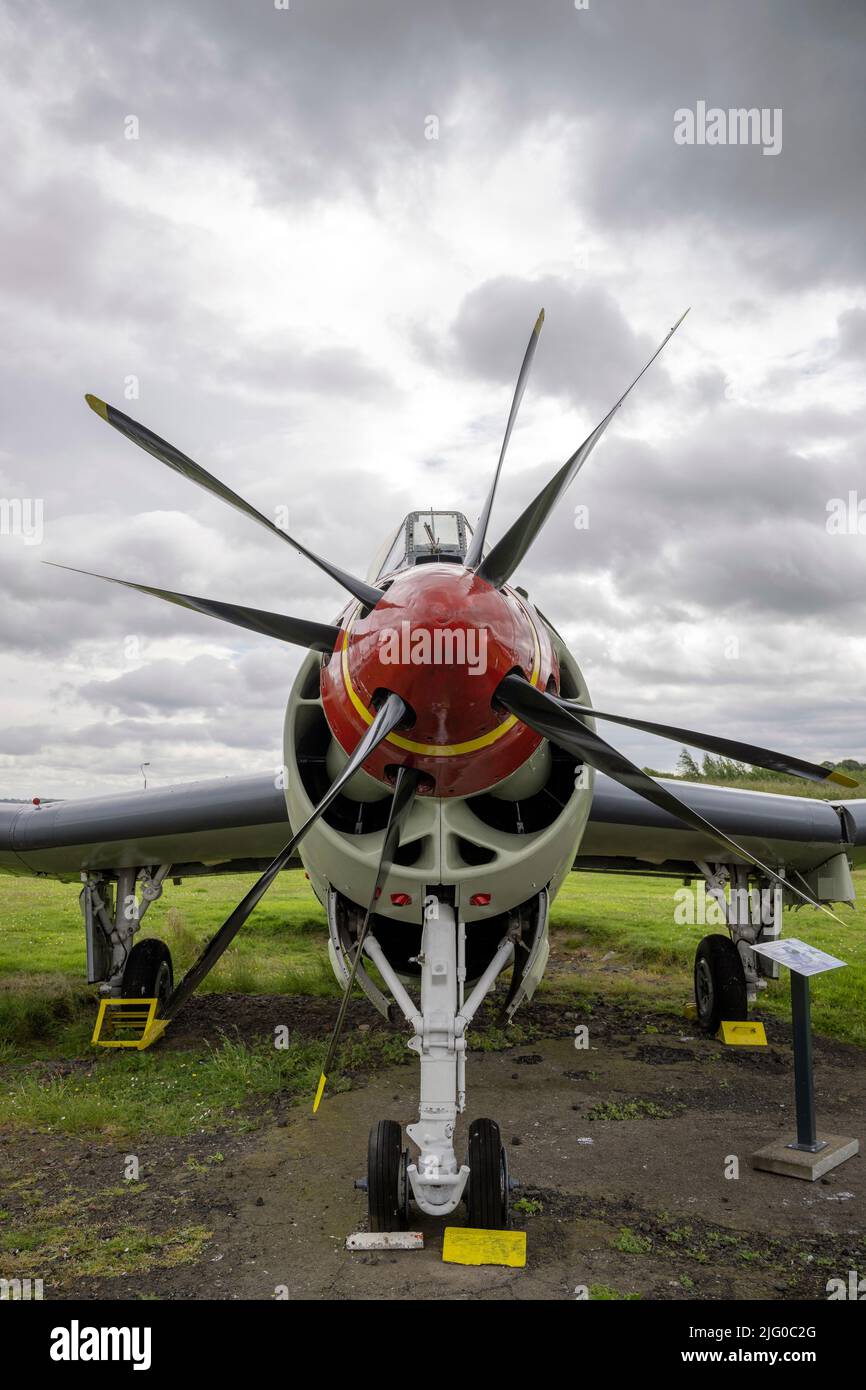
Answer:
top-left (313, 1072), bottom-right (327, 1113)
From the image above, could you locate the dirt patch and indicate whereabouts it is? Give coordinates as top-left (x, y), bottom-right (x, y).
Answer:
top-left (2, 998), bottom-right (864, 1301)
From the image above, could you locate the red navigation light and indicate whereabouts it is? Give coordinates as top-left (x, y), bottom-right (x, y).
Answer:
top-left (32, 797), bottom-right (41, 807)
top-left (469, 892), bottom-right (491, 907)
top-left (390, 892), bottom-right (412, 907)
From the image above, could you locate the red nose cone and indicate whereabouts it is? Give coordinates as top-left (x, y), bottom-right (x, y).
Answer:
top-left (320, 565), bottom-right (558, 796)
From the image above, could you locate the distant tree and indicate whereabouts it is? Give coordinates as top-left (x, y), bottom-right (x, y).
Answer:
top-left (701, 753), bottom-right (753, 781)
top-left (677, 748), bottom-right (702, 779)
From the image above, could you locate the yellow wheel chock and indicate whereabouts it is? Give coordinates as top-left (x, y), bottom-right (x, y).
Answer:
top-left (442, 1227), bottom-right (527, 1268)
top-left (91, 998), bottom-right (168, 1049)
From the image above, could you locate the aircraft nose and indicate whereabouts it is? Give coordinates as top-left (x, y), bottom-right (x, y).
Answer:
top-left (320, 565), bottom-right (559, 797)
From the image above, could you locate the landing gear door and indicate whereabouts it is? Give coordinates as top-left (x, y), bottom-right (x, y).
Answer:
top-left (502, 889), bottom-right (550, 1024)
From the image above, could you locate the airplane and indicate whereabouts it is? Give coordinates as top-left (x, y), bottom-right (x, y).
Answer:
top-left (2, 307), bottom-right (865, 1234)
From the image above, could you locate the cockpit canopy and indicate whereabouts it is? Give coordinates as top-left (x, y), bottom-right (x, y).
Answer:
top-left (369, 510), bottom-right (473, 582)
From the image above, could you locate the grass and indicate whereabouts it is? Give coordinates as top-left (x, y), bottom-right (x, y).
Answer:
top-left (1, 860), bottom-right (865, 1137)
top-left (548, 868), bottom-right (866, 1047)
top-left (613, 1227), bottom-right (653, 1254)
top-left (0, 1031), bottom-right (411, 1140)
top-left (0, 1193), bottom-right (211, 1281)
top-left (585, 1099), bottom-right (677, 1122)
top-left (588, 1283), bottom-right (641, 1300)
top-left (513, 1196), bottom-right (543, 1217)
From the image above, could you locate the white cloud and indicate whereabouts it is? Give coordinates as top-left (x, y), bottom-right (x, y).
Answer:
top-left (1, 0), bottom-right (864, 796)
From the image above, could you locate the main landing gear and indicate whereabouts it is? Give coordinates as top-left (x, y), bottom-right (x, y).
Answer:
top-left (693, 934), bottom-right (747, 1033)
top-left (122, 938), bottom-right (174, 1012)
top-left (691, 860), bottom-right (789, 1032)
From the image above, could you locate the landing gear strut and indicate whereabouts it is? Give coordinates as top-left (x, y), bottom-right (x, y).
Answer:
top-left (349, 893), bottom-right (546, 1227)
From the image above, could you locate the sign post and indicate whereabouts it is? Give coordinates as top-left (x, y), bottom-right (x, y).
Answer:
top-left (750, 939), bottom-right (859, 1180)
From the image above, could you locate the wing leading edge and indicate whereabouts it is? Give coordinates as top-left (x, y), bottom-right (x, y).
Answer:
top-left (1, 771), bottom-right (863, 885)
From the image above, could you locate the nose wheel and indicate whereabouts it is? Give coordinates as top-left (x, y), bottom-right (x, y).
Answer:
top-left (466, 1118), bottom-right (510, 1229)
top-left (367, 1120), bottom-right (409, 1232)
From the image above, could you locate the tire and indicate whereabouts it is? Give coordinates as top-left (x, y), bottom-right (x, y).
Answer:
top-left (122, 939), bottom-right (174, 1012)
top-left (466, 1118), bottom-right (509, 1230)
top-left (368, 1120), bottom-right (405, 1232)
top-left (694, 934), bottom-right (747, 1033)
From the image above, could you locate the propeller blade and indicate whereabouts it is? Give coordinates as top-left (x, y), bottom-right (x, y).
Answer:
top-left (464, 308), bottom-right (544, 569)
top-left (313, 763), bottom-right (421, 1112)
top-left (476, 309), bottom-right (689, 589)
top-left (560, 697), bottom-right (859, 790)
top-left (84, 394), bottom-right (384, 609)
top-left (496, 674), bottom-right (845, 924)
top-left (159, 693), bottom-right (407, 1022)
top-left (44, 562), bottom-right (340, 653)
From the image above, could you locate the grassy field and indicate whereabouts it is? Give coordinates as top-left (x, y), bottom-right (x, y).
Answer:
top-left (0, 865), bottom-right (864, 1138)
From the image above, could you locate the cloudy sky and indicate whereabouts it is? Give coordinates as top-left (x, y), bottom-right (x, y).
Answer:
top-left (1, 0), bottom-right (864, 799)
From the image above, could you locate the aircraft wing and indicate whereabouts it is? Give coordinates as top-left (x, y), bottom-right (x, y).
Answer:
top-left (1, 772), bottom-right (863, 885)
top-left (580, 775), bottom-right (866, 888)
top-left (0, 775), bottom-right (292, 882)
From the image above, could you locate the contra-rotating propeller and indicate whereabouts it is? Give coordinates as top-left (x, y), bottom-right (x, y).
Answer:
top-left (475, 309), bottom-right (690, 590)
top-left (44, 562), bottom-right (341, 653)
top-left (464, 308), bottom-right (545, 569)
top-left (84, 394), bottom-right (383, 609)
top-left (156, 693), bottom-right (409, 1029)
top-left (496, 674), bottom-right (846, 924)
top-left (561, 699), bottom-right (857, 790)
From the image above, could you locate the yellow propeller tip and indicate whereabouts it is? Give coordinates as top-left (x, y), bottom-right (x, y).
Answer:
top-left (312, 1073), bottom-right (327, 1113)
top-left (535, 308), bottom-right (545, 331)
top-left (85, 393), bottom-right (108, 420)
top-left (828, 770), bottom-right (859, 789)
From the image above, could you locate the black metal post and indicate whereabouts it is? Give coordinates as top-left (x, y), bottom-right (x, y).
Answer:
top-left (788, 971), bottom-right (825, 1153)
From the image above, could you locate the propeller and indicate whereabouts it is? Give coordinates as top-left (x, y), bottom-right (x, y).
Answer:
top-left (561, 698), bottom-right (859, 790)
top-left (476, 309), bottom-right (689, 590)
top-left (313, 763), bottom-right (422, 1112)
top-left (44, 562), bottom-right (340, 653)
top-left (84, 394), bottom-right (383, 609)
top-left (496, 674), bottom-right (845, 923)
top-left (464, 308), bottom-right (544, 569)
top-left (157, 693), bottom-right (408, 1024)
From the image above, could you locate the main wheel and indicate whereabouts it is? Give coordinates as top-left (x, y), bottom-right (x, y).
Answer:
top-left (466, 1118), bottom-right (509, 1229)
top-left (122, 938), bottom-right (173, 1011)
top-left (368, 1120), bottom-right (406, 1232)
top-left (694, 934), bottom-right (747, 1033)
